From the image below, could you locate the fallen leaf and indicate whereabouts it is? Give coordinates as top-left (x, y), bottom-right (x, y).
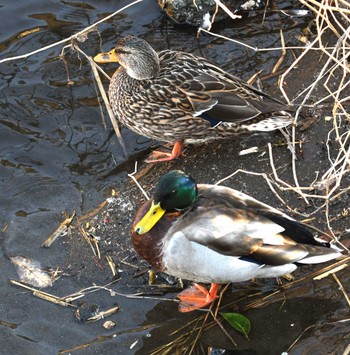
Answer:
top-left (220, 312), bottom-right (251, 339)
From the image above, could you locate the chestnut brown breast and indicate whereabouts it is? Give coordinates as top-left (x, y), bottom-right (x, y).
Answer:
top-left (131, 199), bottom-right (182, 271)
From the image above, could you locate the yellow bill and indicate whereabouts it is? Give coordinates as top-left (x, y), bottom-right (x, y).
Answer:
top-left (134, 200), bottom-right (165, 235)
top-left (94, 49), bottom-right (119, 63)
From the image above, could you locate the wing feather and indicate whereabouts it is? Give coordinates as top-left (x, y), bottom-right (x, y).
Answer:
top-left (167, 184), bottom-right (338, 266)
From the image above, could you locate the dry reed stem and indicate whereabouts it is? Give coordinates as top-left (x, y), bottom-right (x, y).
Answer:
top-left (146, 255), bottom-right (350, 353)
top-left (285, 324), bottom-right (316, 352)
top-left (8, 0), bottom-right (346, 350)
top-left (128, 3), bottom-right (350, 349)
top-left (0, 1), bottom-right (141, 157)
top-left (188, 311), bottom-right (212, 354)
top-left (41, 210), bottom-right (76, 248)
top-left (198, 1), bottom-right (350, 243)
top-left (148, 255), bottom-right (350, 353)
top-left (0, 0), bottom-right (143, 64)
top-left (314, 263), bottom-right (348, 280)
top-left (59, 323), bottom-right (156, 355)
top-left (332, 273), bottom-right (350, 307)
top-left (61, 281), bottom-right (120, 303)
top-left (84, 305), bottom-right (120, 323)
top-left (215, 167), bottom-right (290, 208)
top-left (79, 226), bottom-right (101, 259)
top-left (10, 280), bottom-right (76, 307)
top-left (213, 0), bottom-right (242, 20)
top-left (210, 310), bottom-right (238, 346)
top-left (105, 256), bottom-right (117, 277)
top-left (272, 29), bottom-right (286, 73)
top-left (69, 43), bottom-right (127, 157)
top-left (127, 162), bottom-right (150, 200)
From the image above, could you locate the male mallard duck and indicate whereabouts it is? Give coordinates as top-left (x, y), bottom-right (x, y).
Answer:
top-left (94, 36), bottom-right (293, 162)
top-left (131, 170), bottom-right (341, 312)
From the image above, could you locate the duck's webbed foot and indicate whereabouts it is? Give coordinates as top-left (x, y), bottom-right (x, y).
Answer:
top-left (145, 141), bottom-right (184, 163)
top-left (177, 283), bottom-right (220, 313)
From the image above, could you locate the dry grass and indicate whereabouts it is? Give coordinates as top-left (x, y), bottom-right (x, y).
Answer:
top-left (3, 0), bottom-right (350, 353)
top-left (146, 256), bottom-right (350, 354)
top-left (137, 1), bottom-right (350, 352)
top-left (198, 0), bottom-right (350, 245)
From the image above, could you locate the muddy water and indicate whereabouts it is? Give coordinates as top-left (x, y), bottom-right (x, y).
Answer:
top-left (1, 1), bottom-right (346, 354)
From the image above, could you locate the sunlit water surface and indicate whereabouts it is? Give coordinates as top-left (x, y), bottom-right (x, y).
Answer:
top-left (0, 1), bottom-right (322, 353)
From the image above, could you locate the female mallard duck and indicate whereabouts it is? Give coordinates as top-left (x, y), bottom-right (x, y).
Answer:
top-left (131, 170), bottom-right (341, 312)
top-left (94, 36), bottom-right (293, 162)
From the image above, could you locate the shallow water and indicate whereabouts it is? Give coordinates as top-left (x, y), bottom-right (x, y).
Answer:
top-left (0, 1), bottom-right (309, 258)
top-left (1, 1), bottom-right (346, 354)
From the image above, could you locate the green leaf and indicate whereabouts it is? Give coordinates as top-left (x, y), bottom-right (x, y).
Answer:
top-left (220, 312), bottom-right (251, 339)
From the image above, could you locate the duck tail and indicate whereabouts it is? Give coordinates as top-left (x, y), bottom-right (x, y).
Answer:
top-left (297, 244), bottom-right (343, 264)
top-left (243, 111), bottom-right (293, 132)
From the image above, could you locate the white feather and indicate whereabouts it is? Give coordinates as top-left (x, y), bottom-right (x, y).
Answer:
top-left (193, 99), bottom-right (218, 117)
top-left (160, 184), bottom-right (342, 285)
top-left (297, 252), bottom-right (341, 264)
top-left (162, 232), bottom-right (297, 283)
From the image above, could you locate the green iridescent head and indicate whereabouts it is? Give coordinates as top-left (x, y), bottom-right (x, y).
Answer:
top-left (135, 170), bottom-right (197, 235)
top-left (154, 170), bottom-right (197, 210)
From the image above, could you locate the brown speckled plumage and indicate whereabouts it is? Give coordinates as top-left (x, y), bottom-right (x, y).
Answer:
top-left (96, 36), bottom-right (294, 147)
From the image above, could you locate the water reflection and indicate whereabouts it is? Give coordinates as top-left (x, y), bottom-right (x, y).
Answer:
top-left (0, 1), bottom-right (329, 354)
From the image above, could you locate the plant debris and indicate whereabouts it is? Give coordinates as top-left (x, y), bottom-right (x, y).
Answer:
top-left (11, 256), bottom-right (55, 288)
top-left (42, 211), bottom-right (76, 248)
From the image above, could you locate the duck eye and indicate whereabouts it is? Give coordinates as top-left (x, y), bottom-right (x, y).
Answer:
top-left (116, 49), bottom-right (130, 55)
top-left (162, 190), bottom-right (176, 201)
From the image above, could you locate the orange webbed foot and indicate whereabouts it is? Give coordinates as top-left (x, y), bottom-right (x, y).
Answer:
top-left (177, 283), bottom-right (220, 313)
top-left (145, 141), bottom-right (184, 163)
